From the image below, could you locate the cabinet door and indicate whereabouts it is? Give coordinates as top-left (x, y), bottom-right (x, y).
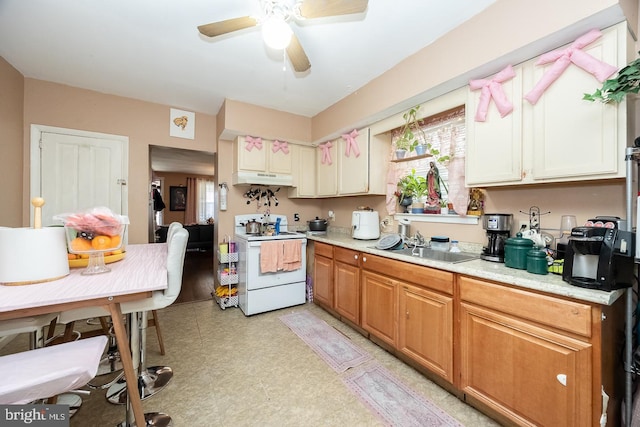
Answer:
top-left (316, 142), bottom-right (338, 197)
top-left (235, 136), bottom-right (266, 172)
top-left (398, 283), bottom-right (453, 382)
top-left (361, 269), bottom-right (397, 347)
top-left (465, 65), bottom-right (523, 186)
top-left (338, 128), bottom-right (370, 195)
top-left (267, 141), bottom-right (293, 174)
top-left (334, 248), bottom-right (360, 325)
top-left (313, 254), bottom-right (333, 309)
top-left (529, 23), bottom-right (626, 181)
top-left (288, 145), bottom-right (316, 198)
top-left (459, 302), bottom-right (593, 427)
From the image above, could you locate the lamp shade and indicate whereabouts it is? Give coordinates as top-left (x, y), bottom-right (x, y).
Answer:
top-left (261, 17), bottom-right (292, 50)
top-left (0, 226), bottom-right (69, 285)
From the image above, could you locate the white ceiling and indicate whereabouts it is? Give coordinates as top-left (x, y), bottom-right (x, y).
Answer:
top-left (0, 0), bottom-right (496, 118)
top-left (0, 0), bottom-right (497, 176)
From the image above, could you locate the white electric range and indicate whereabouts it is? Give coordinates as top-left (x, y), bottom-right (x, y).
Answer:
top-left (233, 214), bottom-right (307, 316)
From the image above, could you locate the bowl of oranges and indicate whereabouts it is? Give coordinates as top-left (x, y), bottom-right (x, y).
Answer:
top-left (58, 208), bottom-right (129, 275)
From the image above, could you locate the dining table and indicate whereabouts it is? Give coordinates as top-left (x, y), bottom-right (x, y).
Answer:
top-left (0, 243), bottom-right (168, 427)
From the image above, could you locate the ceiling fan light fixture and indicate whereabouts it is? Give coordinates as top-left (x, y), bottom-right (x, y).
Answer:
top-left (261, 16), bottom-right (292, 50)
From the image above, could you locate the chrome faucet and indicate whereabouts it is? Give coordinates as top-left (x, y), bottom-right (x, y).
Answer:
top-left (414, 230), bottom-right (426, 246)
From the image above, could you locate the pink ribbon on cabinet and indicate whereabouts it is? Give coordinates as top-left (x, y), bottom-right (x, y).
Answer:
top-left (244, 136), bottom-right (263, 151)
top-left (319, 142), bottom-right (333, 165)
top-left (469, 65), bottom-right (516, 122)
top-left (272, 140), bottom-right (289, 154)
top-left (524, 29), bottom-right (618, 105)
top-left (341, 129), bottom-right (360, 157)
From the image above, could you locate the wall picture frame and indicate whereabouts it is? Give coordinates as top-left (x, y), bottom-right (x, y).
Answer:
top-left (169, 108), bottom-right (195, 140)
top-left (169, 186), bottom-right (187, 211)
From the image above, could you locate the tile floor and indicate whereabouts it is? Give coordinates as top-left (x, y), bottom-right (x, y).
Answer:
top-left (3, 301), bottom-right (502, 426)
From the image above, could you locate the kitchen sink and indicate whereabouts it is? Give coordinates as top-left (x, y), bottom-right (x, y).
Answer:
top-left (396, 247), bottom-right (480, 263)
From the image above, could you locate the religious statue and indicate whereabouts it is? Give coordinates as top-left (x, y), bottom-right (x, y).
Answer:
top-left (425, 161), bottom-right (443, 213)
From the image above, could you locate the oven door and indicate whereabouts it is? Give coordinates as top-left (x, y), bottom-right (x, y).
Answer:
top-left (245, 239), bottom-right (307, 290)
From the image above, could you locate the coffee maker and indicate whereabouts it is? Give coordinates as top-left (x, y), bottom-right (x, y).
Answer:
top-left (562, 224), bottom-right (635, 291)
top-left (481, 213), bottom-right (513, 262)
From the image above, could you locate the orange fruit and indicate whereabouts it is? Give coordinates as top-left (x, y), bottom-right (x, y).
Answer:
top-left (110, 234), bottom-right (122, 249)
top-left (91, 235), bottom-right (112, 250)
top-left (70, 237), bottom-right (93, 252)
top-left (67, 253), bottom-right (78, 260)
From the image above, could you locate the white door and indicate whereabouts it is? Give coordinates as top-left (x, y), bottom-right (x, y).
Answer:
top-left (30, 125), bottom-right (128, 226)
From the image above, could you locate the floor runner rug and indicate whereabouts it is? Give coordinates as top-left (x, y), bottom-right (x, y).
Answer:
top-left (342, 362), bottom-right (464, 427)
top-left (279, 310), bottom-right (371, 373)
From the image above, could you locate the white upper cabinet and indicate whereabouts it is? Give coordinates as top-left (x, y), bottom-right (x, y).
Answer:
top-left (288, 144), bottom-right (316, 198)
top-left (232, 136), bottom-right (294, 186)
top-left (339, 128), bottom-right (371, 195)
top-left (466, 65), bottom-right (524, 186)
top-left (466, 22), bottom-right (630, 187)
top-left (234, 136), bottom-right (293, 175)
top-left (316, 140), bottom-right (339, 197)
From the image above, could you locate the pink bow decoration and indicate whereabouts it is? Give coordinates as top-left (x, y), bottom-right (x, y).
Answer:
top-left (524, 29), bottom-right (618, 105)
top-left (469, 65), bottom-right (516, 122)
top-left (272, 140), bottom-right (289, 154)
top-left (245, 136), bottom-right (263, 151)
top-left (319, 142), bottom-right (333, 165)
top-left (341, 129), bottom-right (360, 158)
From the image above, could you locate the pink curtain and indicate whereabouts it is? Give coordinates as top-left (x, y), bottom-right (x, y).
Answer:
top-left (185, 177), bottom-right (197, 224)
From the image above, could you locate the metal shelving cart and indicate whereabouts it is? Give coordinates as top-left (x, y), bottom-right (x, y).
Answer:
top-left (214, 249), bottom-right (238, 309)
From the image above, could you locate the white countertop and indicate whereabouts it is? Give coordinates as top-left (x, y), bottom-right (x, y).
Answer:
top-left (306, 232), bottom-right (626, 306)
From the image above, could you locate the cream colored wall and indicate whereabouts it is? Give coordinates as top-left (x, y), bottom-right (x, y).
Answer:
top-left (312, 0), bottom-right (625, 140)
top-left (0, 57), bottom-right (24, 227)
top-left (22, 79), bottom-right (217, 243)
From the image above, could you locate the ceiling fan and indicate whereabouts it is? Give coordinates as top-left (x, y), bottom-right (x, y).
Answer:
top-left (197, 0), bottom-right (369, 73)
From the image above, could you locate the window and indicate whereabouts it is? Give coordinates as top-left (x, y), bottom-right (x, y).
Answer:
top-left (197, 179), bottom-right (215, 223)
top-left (391, 105), bottom-right (466, 214)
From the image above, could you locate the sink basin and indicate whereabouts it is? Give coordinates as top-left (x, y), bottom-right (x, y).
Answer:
top-left (397, 247), bottom-right (480, 264)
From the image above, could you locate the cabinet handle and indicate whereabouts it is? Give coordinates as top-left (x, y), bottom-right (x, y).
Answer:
top-left (406, 311), bottom-right (410, 319)
top-left (362, 256), bottom-right (367, 262)
top-left (556, 374), bottom-right (567, 386)
top-left (354, 254), bottom-right (359, 260)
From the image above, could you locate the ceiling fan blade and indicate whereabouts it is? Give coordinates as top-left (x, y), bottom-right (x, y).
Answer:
top-left (197, 16), bottom-right (258, 38)
top-left (298, 0), bottom-right (368, 19)
top-left (286, 34), bottom-right (311, 72)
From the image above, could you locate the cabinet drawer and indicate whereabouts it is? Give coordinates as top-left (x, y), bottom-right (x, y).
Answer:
top-left (334, 246), bottom-right (360, 266)
top-left (459, 276), bottom-right (592, 338)
top-left (362, 254), bottom-right (453, 295)
top-left (314, 242), bottom-right (333, 258)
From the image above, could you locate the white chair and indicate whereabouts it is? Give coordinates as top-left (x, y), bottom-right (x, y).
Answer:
top-left (0, 336), bottom-right (107, 404)
top-left (53, 228), bottom-right (188, 415)
top-left (0, 313), bottom-right (60, 351)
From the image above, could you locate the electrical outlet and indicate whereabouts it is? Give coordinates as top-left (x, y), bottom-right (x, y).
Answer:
top-left (518, 220), bottom-right (529, 231)
top-left (328, 210), bottom-right (335, 221)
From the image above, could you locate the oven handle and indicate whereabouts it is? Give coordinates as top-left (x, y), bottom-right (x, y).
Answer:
top-left (247, 239), bottom-right (307, 248)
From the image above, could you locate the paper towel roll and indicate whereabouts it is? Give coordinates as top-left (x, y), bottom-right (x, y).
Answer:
top-left (0, 226), bottom-right (69, 285)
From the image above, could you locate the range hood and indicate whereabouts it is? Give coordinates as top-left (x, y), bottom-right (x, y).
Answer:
top-left (232, 171), bottom-right (293, 187)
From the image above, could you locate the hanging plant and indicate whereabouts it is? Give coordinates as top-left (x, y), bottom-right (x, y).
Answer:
top-left (583, 51), bottom-right (640, 103)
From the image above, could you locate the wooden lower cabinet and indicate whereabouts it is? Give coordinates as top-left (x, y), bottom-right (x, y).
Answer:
top-left (312, 244), bottom-right (622, 426)
top-left (333, 247), bottom-right (360, 324)
top-left (398, 283), bottom-right (454, 382)
top-left (361, 269), bottom-right (398, 347)
top-left (313, 242), bottom-right (334, 309)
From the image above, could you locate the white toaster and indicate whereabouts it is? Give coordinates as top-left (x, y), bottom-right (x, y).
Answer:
top-left (351, 210), bottom-right (380, 240)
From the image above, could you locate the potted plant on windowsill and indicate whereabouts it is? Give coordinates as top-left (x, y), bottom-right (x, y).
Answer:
top-left (397, 169), bottom-right (427, 213)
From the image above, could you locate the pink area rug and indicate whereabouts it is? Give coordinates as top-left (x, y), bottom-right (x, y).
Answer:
top-left (279, 310), bottom-right (371, 373)
top-left (342, 362), bottom-right (464, 427)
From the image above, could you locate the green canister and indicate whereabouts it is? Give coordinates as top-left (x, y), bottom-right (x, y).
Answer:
top-left (526, 249), bottom-right (549, 275)
top-left (504, 232), bottom-right (533, 269)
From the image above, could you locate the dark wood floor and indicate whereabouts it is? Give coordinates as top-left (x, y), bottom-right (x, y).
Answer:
top-left (174, 249), bottom-right (215, 304)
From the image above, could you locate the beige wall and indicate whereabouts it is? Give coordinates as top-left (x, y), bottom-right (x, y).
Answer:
top-left (2, 0), bottom-right (638, 248)
top-left (22, 79), bottom-right (217, 243)
top-left (0, 57), bottom-right (24, 227)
